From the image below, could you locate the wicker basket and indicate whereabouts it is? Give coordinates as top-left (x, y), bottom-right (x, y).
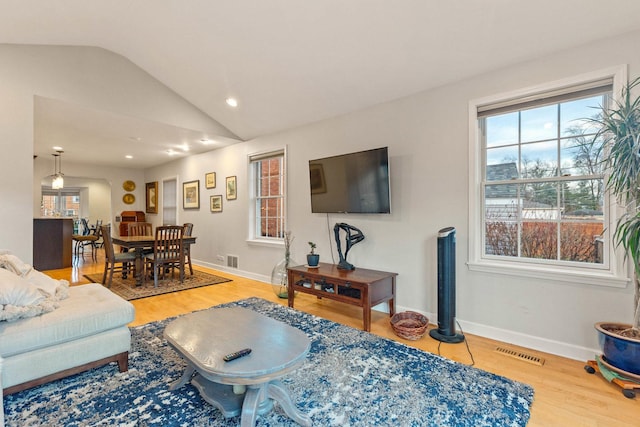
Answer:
top-left (390, 311), bottom-right (429, 340)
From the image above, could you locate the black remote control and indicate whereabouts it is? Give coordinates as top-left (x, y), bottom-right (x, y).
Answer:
top-left (223, 348), bottom-right (252, 362)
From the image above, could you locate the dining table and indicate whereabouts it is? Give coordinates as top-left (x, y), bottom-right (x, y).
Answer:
top-left (112, 234), bottom-right (197, 286)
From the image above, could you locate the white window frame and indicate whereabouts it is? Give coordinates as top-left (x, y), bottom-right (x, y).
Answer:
top-left (468, 66), bottom-right (629, 287)
top-left (41, 188), bottom-right (80, 218)
top-left (247, 147), bottom-right (287, 247)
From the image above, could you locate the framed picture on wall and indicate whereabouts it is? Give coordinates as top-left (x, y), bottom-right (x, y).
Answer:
top-left (183, 180), bottom-right (200, 209)
top-left (226, 176), bottom-right (237, 200)
top-left (205, 172), bottom-right (216, 189)
top-left (145, 181), bottom-right (158, 214)
top-left (210, 195), bottom-right (223, 212)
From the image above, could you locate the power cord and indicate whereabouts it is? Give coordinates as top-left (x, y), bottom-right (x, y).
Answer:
top-left (326, 213), bottom-right (336, 264)
top-left (435, 320), bottom-right (476, 366)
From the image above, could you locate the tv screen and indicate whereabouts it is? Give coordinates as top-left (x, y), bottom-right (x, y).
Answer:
top-left (309, 147), bottom-right (390, 214)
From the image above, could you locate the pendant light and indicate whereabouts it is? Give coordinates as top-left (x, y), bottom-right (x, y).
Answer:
top-left (51, 150), bottom-right (64, 189)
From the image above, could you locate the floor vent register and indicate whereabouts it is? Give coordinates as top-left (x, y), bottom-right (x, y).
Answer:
top-left (494, 346), bottom-right (545, 366)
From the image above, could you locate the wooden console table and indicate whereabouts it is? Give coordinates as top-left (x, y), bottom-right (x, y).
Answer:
top-left (287, 262), bottom-right (397, 332)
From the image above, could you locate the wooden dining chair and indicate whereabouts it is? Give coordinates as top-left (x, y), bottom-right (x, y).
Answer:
top-left (92, 220), bottom-right (104, 249)
top-left (144, 225), bottom-right (184, 287)
top-left (101, 225), bottom-right (137, 288)
top-left (127, 222), bottom-right (153, 237)
top-left (183, 223), bottom-right (194, 276)
top-left (121, 222), bottom-right (153, 257)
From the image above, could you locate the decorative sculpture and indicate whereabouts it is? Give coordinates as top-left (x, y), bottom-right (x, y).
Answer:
top-left (334, 223), bottom-right (365, 270)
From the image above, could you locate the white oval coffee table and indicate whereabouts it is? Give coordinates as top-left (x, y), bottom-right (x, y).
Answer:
top-left (164, 307), bottom-right (311, 427)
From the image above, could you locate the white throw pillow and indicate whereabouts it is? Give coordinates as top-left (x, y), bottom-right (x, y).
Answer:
top-left (0, 268), bottom-right (44, 306)
top-left (24, 269), bottom-right (67, 298)
top-left (0, 254), bottom-right (32, 276)
top-left (0, 253), bottom-right (69, 300)
top-left (0, 269), bottom-right (61, 322)
top-left (0, 254), bottom-right (67, 322)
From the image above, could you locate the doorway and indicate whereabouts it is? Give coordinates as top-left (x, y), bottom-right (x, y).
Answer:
top-left (162, 178), bottom-right (177, 225)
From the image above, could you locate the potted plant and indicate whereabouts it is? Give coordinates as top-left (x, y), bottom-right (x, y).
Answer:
top-left (307, 242), bottom-right (319, 267)
top-left (590, 76), bottom-right (640, 376)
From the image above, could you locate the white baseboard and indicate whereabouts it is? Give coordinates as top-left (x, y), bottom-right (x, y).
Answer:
top-left (394, 303), bottom-right (598, 362)
top-left (194, 260), bottom-right (271, 284)
top-left (456, 319), bottom-right (599, 362)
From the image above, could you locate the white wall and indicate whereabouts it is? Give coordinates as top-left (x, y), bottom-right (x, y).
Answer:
top-left (144, 140), bottom-right (287, 282)
top-left (145, 30), bottom-right (640, 361)
top-left (0, 44), bottom-right (233, 261)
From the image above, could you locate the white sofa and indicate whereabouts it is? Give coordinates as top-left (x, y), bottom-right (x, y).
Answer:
top-left (0, 356), bottom-right (4, 427)
top-left (1, 283), bottom-right (134, 397)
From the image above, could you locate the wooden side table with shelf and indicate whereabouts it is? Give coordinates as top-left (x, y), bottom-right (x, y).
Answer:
top-left (287, 262), bottom-right (397, 332)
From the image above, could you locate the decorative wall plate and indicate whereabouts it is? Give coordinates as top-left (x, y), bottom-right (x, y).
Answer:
top-left (123, 193), bottom-right (135, 204)
top-left (123, 180), bottom-right (136, 191)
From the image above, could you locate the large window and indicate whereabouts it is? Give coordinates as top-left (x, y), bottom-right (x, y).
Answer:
top-left (469, 69), bottom-right (628, 286)
top-left (250, 149), bottom-right (286, 240)
top-left (482, 88), bottom-right (609, 265)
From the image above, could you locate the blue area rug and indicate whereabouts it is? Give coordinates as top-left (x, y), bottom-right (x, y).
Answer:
top-left (3, 297), bottom-right (534, 426)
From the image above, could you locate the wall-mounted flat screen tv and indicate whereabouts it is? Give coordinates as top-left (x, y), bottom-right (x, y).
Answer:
top-left (309, 147), bottom-right (390, 214)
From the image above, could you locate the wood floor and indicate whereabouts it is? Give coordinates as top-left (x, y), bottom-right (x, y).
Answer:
top-left (45, 251), bottom-right (637, 427)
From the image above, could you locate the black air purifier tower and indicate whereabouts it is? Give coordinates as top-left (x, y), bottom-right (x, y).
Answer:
top-left (429, 226), bottom-right (464, 343)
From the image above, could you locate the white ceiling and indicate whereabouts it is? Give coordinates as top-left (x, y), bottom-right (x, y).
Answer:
top-left (34, 97), bottom-right (240, 169)
top-left (3, 0), bottom-right (640, 168)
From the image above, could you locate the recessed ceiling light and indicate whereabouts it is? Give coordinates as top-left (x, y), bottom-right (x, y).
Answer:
top-left (226, 98), bottom-right (238, 108)
top-left (125, 155), bottom-right (133, 159)
top-left (52, 146), bottom-right (63, 150)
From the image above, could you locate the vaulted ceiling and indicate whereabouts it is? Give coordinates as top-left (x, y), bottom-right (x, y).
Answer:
top-left (3, 0), bottom-right (640, 168)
